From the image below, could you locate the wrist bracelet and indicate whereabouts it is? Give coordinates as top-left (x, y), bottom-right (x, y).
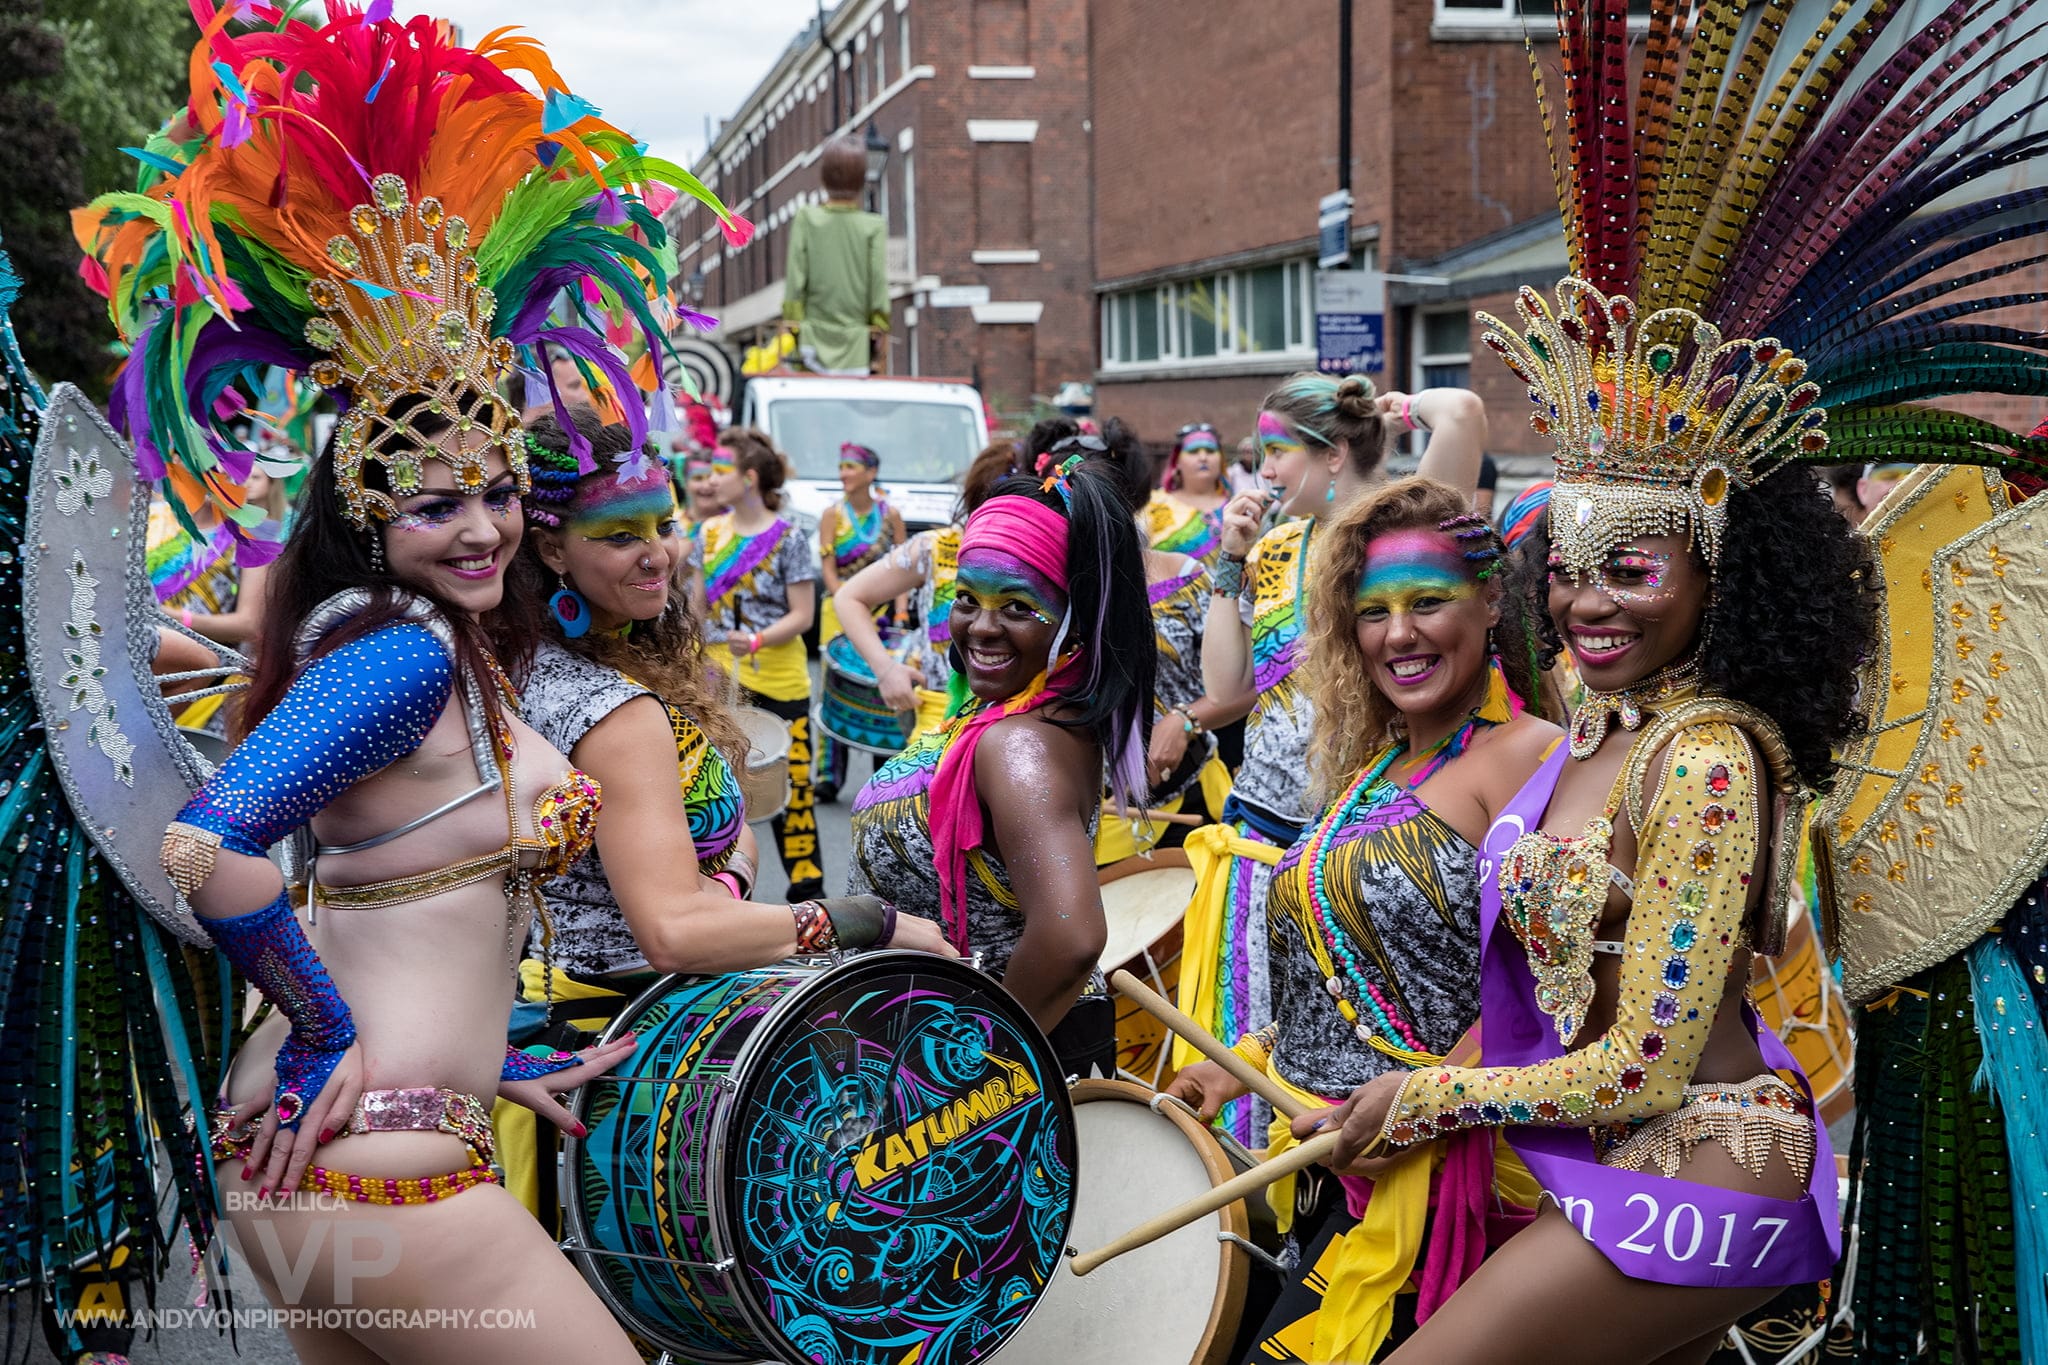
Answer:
top-left (791, 900), bottom-right (839, 953)
top-left (876, 903), bottom-right (898, 948)
top-left (1398, 395), bottom-right (1417, 432)
top-left (1173, 705), bottom-right (1205, 736)
top-left (709, 871), bottom-right (743, 899)
top-left (1210, 556), bottom-right (1247, 599)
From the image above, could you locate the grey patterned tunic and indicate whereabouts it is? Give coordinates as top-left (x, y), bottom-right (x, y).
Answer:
top-left (1263, 775), bottom-right (1483, 1097)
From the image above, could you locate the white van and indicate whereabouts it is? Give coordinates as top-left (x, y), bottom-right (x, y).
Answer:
top-left (742, 375), bottom-right (991, 532)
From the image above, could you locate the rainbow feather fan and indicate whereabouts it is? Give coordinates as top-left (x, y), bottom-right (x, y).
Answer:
top-left (1500, 0), bottom-right (2048, 482)
top-left (73, 0), bottom-right (751, 553)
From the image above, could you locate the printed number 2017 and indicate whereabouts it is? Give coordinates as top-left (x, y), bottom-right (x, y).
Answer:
top-left (1615, 1194), bottom-right (1788, 1269)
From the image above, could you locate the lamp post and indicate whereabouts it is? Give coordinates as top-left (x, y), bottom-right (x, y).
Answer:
top-left (864, 120), bottom-right (890, 216)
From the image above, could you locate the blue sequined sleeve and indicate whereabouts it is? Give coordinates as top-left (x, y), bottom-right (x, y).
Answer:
top-left (174, 624), bottom-right (456, 857)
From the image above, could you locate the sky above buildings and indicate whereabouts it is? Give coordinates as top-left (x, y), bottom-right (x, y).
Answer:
top-left (406, 0), bottom-right (818, 168)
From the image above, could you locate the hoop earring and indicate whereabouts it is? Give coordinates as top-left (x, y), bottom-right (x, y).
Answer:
top-left (550, 580), bottom-right (592, 638)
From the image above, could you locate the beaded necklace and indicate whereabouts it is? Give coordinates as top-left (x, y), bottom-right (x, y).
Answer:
top-left (1297, 669), bottom-right (1509, 1058)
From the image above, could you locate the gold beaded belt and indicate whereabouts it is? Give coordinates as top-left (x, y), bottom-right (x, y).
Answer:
top-left (314, 850), bottom-right (513, 910)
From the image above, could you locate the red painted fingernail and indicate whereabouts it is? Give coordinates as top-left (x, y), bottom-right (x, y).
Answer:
top-left (573, 1122), bottom-right (588, 1137)
top-left (257, 1186), bottom-right (269, 1201)
top-left (318, 1129), bottom-right (332, 1144)
top-left (241, 1166), bottom-right (252, 1180)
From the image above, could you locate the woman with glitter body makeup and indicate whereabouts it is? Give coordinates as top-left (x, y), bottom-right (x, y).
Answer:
top-left (695, 428), bottom-right (825, 899)
top-left (813, 440), bottom-right (908, 800)
top-left (1169, 477), bottom-right (1559, 1362)
top-left (846, 460), bottom-right (1153, 1073)
top-left (77, 8), bottom-right (757, 1353)
top-left (1143, 421), bottom-right (1231, 566)
top-left (832, 438), bottom-right (1032, 741)
top-left (500, 411), bottom-right (953, 1217)
top-left (1185, 376), bottom-right (1486, 1143)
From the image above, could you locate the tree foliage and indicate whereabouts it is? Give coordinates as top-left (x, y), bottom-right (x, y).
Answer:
top-left (0, 0), bottom-right (193, 395)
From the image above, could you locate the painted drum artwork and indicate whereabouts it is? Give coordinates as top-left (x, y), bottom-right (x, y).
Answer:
top-left (566, 952), bottom-right (1076, 1364)
top-left (818, 631), bottom-right (917, 758)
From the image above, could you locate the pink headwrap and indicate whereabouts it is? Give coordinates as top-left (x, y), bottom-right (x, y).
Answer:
top-left (928, 495), bottom-right (1075, 949)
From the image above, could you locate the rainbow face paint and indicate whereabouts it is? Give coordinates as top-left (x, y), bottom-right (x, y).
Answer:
top-left (568, 467), bottom-right (681, 544)
top-left (1179, 435), bottom-right (1220, 456)
top-left (1355, 529), bottom-right (1480, 618)
top-left (954, 550), bottom-right (1066, 626)
top-left (1256, 410), bottom-right (1305, 461)
top-left (708, 446), bottom-right (738, 475)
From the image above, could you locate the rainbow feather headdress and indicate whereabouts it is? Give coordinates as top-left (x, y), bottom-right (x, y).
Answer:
top-left (74, 1), bottom-right (751, 549)
top-left (1491, 0), bottom-right (2048, 578)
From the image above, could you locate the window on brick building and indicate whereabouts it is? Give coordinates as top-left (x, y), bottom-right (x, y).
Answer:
top-left (1411, 308), bottom-right (1473, 454)
top-left (1436, 0), bottom-right (1650, 29)
top-left (899, 11), bottom-right (911, 73)
top-left (1102, 261), bottom-right (1312, 369)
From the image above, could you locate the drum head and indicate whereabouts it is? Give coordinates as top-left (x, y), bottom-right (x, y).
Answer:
top-left (1098, 864), bottom-right (1196, 971)
top-left (824, 631), bottom-right (878, 683)
top-left (999, 1080), bottom-right (1248, 1365)
top-left (718, 952), bottom-right (1077, 1365)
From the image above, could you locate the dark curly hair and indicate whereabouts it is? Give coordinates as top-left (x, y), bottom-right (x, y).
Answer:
top-left (1500, 514), bottom-right (1569, 724)
top-left (1698, 467), bottom-right (1879, 786)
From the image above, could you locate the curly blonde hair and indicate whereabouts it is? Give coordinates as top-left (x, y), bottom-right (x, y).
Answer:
top-left (1303, 476), bottom-right (1540, 806)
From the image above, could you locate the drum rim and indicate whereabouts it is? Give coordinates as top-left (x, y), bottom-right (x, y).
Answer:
top-left (567, 953), bottom-right (1080, 1365)
top-left (813, 710), bottom-right (912, 757)
top-left (1063, 1079), bottom-right (1250, 1365)
top-left (563, 967), bottom-right (782, 1363)
top-left (712, 950), bottom-right (1080, 1361)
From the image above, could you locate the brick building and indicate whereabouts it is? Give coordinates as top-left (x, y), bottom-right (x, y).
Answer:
top-left (665, 0), bottom-right (1095, 420)
top-left (674, 0), bottom-right (2047, 458)
top-left (1089, 0), bottom-right (1564, 469)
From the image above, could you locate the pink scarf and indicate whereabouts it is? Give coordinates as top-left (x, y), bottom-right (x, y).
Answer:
top-left (927, 496), bottom-right (1072, 950)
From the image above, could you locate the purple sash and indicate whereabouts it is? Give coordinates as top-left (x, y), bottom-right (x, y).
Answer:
top-left (1475, 745), bottom-right (1840, 1287)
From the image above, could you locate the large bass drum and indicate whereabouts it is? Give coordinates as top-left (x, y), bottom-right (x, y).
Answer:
top-left (564, 952), bottom-right (1076, 1364)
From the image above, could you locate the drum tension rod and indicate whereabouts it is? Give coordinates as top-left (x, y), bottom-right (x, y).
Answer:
top-left (558, 1235), bottom-right (736, 1274)
top-left (1217, 1231), bottom-right (1292, 1275)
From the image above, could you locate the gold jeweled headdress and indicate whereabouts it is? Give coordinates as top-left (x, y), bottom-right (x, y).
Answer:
top-left (306, 174), bottom-right (519, 526)
top-left (1489, 2), bottom-right (2048, 579)
top-left (1481, 280), bottom-right (1826, 579)
top-left (76, 9), bottom-right (751, 546)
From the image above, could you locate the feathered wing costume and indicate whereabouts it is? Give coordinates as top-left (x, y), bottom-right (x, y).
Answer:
top-left (1470, 2), bottom-right (2048, 1360)
top-left (74, 1), bottom-right (750, 548)
top-left (0, 245), bottom-right (233, 1360)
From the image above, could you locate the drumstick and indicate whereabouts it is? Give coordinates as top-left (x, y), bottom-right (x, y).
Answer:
top-left (1108, 969), bottom-right (1308, 1120)
top-left (1069, 1131), bottom-right (1341, 1276)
